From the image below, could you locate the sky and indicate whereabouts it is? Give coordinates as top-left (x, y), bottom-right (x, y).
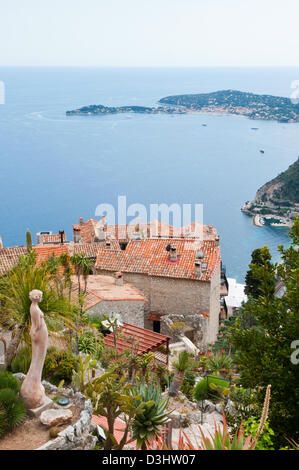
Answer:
top-left (0, 0), bottom-right (298, 67)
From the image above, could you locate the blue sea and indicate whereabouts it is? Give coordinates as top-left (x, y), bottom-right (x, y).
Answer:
top-left (0, 67), bottom-right (298, 282)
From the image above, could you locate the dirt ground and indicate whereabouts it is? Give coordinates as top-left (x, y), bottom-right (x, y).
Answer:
top-left (0, 402), bottom-right (82, 450)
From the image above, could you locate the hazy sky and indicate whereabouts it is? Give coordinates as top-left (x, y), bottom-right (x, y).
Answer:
top-left (0, 0), bottom-right (298, 67)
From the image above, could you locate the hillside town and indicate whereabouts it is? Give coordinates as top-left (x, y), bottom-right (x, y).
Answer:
top-left (0, 217), bottom-right (232, 351)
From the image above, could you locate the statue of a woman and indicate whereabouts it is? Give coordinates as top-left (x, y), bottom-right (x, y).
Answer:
top-left (20, 290), bottom-right (48, 409)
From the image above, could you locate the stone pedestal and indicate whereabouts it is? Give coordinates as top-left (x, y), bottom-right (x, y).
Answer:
top-left (27, 396), bottom-right (53, 418)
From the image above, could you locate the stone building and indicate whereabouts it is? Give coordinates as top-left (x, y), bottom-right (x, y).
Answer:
top-left (93, 237), bottom-right (222, 349)
top-left (70, 273), bottom-right (147, 328)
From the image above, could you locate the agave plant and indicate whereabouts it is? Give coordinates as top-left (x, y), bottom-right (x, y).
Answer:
top-left (152, 385), bottom-right (272, 451)
top-left (206, 354), bottom-right (233, 375)
top-left (131, 383), bottom-right (171, 449)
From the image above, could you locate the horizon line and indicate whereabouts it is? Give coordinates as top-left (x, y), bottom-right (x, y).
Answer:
top-left (0, 64), bottom-right (299, 69)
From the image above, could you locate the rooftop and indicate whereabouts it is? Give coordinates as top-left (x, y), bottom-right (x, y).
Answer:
top-left (70, 274), bottom-right (147, 309)
top-left (95, 238), bottom-right (220, 282)
top-left (104, 322), bottom-right (170, 365)
top-left (0, 246), bottom-right (27, 276)
top-left (75, 218), bottom-right (218, 243)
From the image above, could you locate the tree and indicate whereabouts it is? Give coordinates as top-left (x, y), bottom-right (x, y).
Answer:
top-left (70, 253), bottom-right (92, 311)
top-left (0, 251), bottom-right (77, 368)
top-left (230, 217), bottom-right (299, 448)
top-left (84, 371), bottom-right (144, 450)
top-left (168, 350), bottom-right (190, 397)
top-left (244, 246), bottom-right (275, 298)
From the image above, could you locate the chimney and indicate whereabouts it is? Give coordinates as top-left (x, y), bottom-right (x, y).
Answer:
top-left (73, 225), bottom-right (81, 243)
top-left (194, 260), bottom-right (202, 277)
top-left (78, 217), bottom-right (84, 226)
top-left (169, 244), bottom-right (177, 262)
top-left (201, 262), bottom-right (208, 273)
top-left (0, 236), bottom-right (3, 249)
top-left (115, 272), bottom-right (123, 286)
top-left (215, 235), bottom-right (220, 246)
top-left (102, 214), bottom-right (107, 232)
top-left (105, 238), bottom-right (111, 248)
top-left (59, 230), bottom-right (65, 244)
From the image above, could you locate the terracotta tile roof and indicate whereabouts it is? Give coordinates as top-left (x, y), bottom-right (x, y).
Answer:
top-left (70, 274), bottom-right (147, 310)
top-left (0, 246), bottom-right (27, 276)
top-left (72, 243), bottom-right (103, 258)
top-left (0, 242), bottom-right (107, 277)
top-left (104, 323), bottom-right (170, 358)
top-left (77, 219), bottom-right (215, 243)
top-left (95, 238), bottom-right (220, 282)
top-left (33, 244), bottom-right (70, 262)
top-left (78, 219), bottom-right (99, 243)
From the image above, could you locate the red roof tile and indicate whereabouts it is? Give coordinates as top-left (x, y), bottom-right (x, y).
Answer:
top-left (0, 246), bottom-right (27, 276)
top-left (104, 323), bottom-right (169, 356)
top-left (96, 238), bottom-right (220, 282)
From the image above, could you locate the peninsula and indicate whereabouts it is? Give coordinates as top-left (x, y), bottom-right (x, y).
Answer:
top-left (241, 158), bottom-right (299, 227)
top-left (66, 90), bottom-right (299, 122)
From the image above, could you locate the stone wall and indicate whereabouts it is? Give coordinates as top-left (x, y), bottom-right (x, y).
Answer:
top-left (14, 374), bottom-right (97, 451)
top-left (207, 263), bottom-right (221, 345)
top-left (86, 299), bottom-right (145, 328)
top-left (97, 269), bottom-right (220, 348)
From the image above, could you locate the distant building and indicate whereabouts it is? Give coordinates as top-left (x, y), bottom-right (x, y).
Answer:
top-left (224, 278), bottom-right (247, 317)
top-left (36, 231), bottom-right (66, 245)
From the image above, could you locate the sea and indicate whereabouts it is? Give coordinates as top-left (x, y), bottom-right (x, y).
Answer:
top-left (0, 66), bottom-right (298, 282)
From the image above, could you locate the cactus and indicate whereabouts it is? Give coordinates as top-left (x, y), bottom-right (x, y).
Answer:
top-left (26, 229), bottom-right (32, 252)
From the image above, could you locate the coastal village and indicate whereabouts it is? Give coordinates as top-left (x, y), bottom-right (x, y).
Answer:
top-left (0, 163), bottom-right (297, 452)
top-left (241, 158), bottom-right (299, 228)
top-left (0, 216), bottom-right (256, 450)
top-left (0, 217), bottom-right (235, 350)
top-left (1, 208), bottom-right (297, 451)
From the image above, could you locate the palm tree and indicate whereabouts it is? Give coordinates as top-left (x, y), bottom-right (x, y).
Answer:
top-left (59, 252), bottom-right (73, 302)
top-left (82, 258), bottom-right (92, 294)
top-left (0, 251), bottom-right (77, 369)
top-left (70, 253), bottom-right (92, 308)
top-left (168, 350), bottom-right (190, 397)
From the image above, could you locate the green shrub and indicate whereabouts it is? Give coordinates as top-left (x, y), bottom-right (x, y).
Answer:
top-left (194, 376), bottom-right (230, 401)
top-left (43, 347), bottom-right (79, 385)
top-left (181, 370), bottom-right (196, 400)
top-left (78, 330), bottom-right (103, 359)
top-left (242, 417), bottom-right (275, 450)
top-left (0, 370), bottom-right (21, 393)
top-left (10, 346), bottom-right (32, 374)
top-left (0, 371), bottom-right (26, 437)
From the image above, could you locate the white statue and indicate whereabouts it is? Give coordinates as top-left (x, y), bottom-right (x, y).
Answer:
top-left (20, 290), bottom-right (48, 409)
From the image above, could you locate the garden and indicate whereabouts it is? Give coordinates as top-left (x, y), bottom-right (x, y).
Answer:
top-left (0, 218), bottom-right (298, 450)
